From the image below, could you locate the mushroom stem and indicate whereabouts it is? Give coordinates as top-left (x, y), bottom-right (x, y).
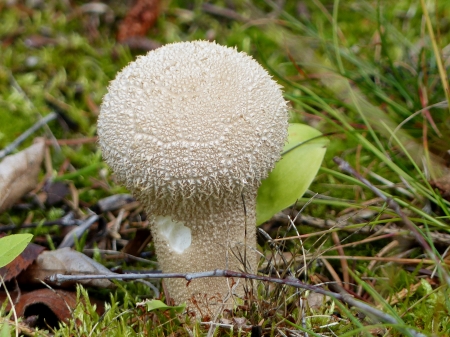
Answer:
top-left (149, 188), bottom-right (258, 313)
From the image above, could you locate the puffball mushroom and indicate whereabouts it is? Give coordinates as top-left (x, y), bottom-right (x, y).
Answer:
top-left (98, 41), bottom-right (288, 312)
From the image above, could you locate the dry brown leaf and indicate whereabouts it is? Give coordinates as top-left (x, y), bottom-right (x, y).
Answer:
top-left (6, 288), bottom-right (104, 328)
top-left (15, 289), bottom-right (78, 327)
top-left (19, 247), bottom-right (115, 289)
top-left (117, 0), bottom-right (160, 42)
top-left (306, 292), bottom-right (330, 310)
top-left (431, 173), bottom-right (450, 200)
top-left (0, 140), bottom-right (45, 213)
top-left (44, 181), bottom-right (70, 206)
top-left (0, 242), bottom-right (45, 282)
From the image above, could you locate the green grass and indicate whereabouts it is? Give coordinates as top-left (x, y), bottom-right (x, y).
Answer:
top-left (1, 0), bottom-right (450, 336)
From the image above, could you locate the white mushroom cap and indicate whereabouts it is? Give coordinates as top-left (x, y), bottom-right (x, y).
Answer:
top-left (98, 41), bottom-right (289, 311)
top-left (98, 41), bottom-right (288, 215)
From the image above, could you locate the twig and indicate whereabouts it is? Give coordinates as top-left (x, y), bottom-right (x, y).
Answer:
top-left (263, 252), bottom-right (445, 269)
top-left (331, 231), bottom-right (349, 290)
top-left (44, 137), bottom-right (98, 146)
top-left (58, 214), bottom-right (99, 248)
top-left (364, 168), bottom-right (414, 198)
top-left (310, 255), bottom-right (440, 265)
top-left (333, 156), bottom-right (450, 286)
top-left (0, 112), bottom-right (58, 159)
top-left (46, 269), bottom-right (349, 298)
top-left (320, 258), bottom-right (343, 288)
top-left (82, 249), bottom-right (157, 265)
top-left (270, 212), bottom-right (450, 246)
top-left (0, 212), bottom-right (81, 232)
top-left (201, 3), bottom-right (248, 22)
top-left (49, 269), bottom-right (427, 336)
top-left (110, 209), bottom-right (125, 251)
top-left (388, 100), bottom-right (447, 148)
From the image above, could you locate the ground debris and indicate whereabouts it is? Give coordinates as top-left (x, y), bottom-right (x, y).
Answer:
top-left (0, 241), bottom-right (45, 282)
top-left (0, 140), bottom-right (45, 213)
top-left (117, 0), bottom-right (161, 42)
top-left (20, 247), bottom-right (116, 289)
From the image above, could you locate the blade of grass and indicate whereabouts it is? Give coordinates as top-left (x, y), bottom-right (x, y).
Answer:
top-left (419, 0), bottom-right (450, 110)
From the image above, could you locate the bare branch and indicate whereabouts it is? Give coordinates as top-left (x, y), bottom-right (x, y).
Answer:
top-left (49, 269), bottom-right (426, 336)
top-left (0, 112), bottom-right (58, 160)
top-left (270, 212), bottom-right (450, 246)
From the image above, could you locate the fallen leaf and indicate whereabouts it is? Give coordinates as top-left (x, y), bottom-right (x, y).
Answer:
top-left (0, 288), bottom-right (104, 329)
top-left (14, 289), bottom-right (77, 327)
top-left (232, 317), bottom-right (250, 329)
top-left (306, 292), bottom-right (330, 310)
top-left (44, 181), bottom-right (70, 206)
top-left (0, 140), bottom-right (45, 213)
top-left (19, 247), bottom-right (115, 289)
top-left (96, 194), bottom-right (135, 213)
top-left (0, 241), bottom-right (45, 282)
top-left (431, 173), bottom-right (450, 201)
top-left (117, 0), bottom-right (161, 42)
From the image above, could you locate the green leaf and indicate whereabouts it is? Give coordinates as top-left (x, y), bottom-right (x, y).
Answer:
top-left (256, 123), bottom-right (328, 225)
top-left (141, 299), bottom-right (185, 313)
top-left (0, 320), bottom-right (10, 337)
top-left (0, 234), bottom-right (33, 268)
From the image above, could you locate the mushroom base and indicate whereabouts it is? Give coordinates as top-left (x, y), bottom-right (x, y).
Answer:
top-left (148, 189), bottom-right (258, 317)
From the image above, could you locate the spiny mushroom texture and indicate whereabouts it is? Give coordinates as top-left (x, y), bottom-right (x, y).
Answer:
top-left (98, 41), bottom-right (288, 314)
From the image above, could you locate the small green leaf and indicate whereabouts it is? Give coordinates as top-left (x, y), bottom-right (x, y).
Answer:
top-left (256, 123), bottom-right (328, 225)
top-left (0, 320), bottom-right (10, 337)
top-left (0, 234), bottom-right (33, 268)
top-left (142, 299), bottom-right (185, 313)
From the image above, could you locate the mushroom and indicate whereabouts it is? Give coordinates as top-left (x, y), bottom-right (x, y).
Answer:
top-left (97, 41), bottom-right (288, 313)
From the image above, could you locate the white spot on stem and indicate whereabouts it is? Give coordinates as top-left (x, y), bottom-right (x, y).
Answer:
top-left (154, 216), bottom-right (191, 254)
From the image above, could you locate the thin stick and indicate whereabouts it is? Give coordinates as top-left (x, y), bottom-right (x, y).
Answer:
top-left (49, 269), bottom-right (341, 299)
top-left (48, 269), bottom-right (427, 337)
top-left (270, 212), bottom-right (450, 246)
top-left (44, 137), bottom-right (98, 146)
top-left (82, 249), bottom-right (157, 265)
top-left (0, 212), bottom-right (81, 232)
top-left (262, 252), bottom-right (441, 269)
top-left (320, 257), bottom-right (343, 288)
top-left (0, 112), bottom-right (58, 159)
top-left (201, 3), bottom-right (248, 22)
top-left (58, 214), bottom-right (99, 248)
top-left (311, 255), bottom-right (439, 265)
top-left (331, 232), bottom-right (349, 290)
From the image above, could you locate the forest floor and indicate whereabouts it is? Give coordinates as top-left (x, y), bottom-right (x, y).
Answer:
top-left (1, 0), bottom-right (450, 336)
